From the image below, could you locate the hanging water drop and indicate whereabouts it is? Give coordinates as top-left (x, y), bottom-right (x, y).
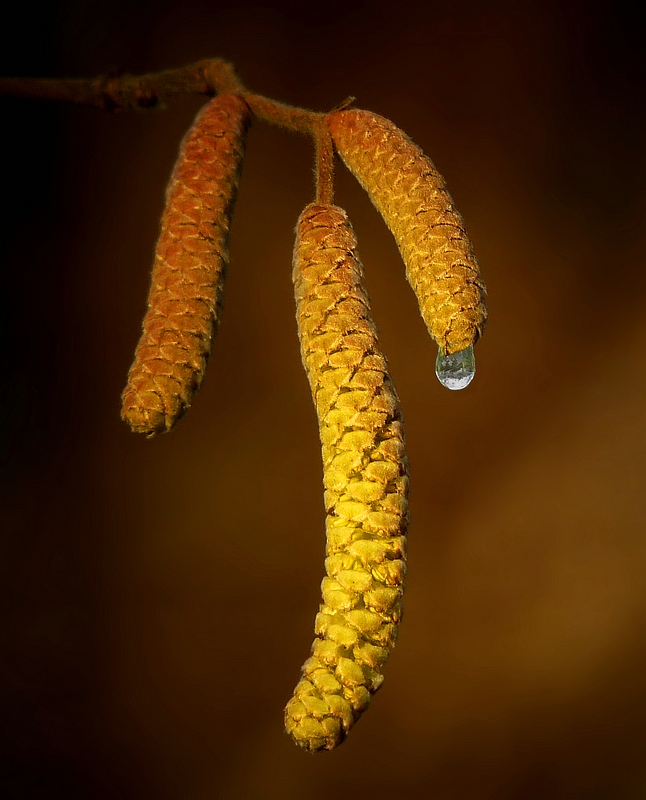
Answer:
top-left (435, 345), bottom-right (475, 390)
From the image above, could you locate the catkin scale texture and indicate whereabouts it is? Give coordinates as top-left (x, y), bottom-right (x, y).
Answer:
top-left (327, 109), bottom-right (487, 354)
top-left (286, 203), bottom-right (409, 752)
top-left (121, 94), bottom-right (251, 436)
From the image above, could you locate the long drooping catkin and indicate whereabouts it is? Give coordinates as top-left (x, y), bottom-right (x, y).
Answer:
top-left (286, 203), bottom-right (409, 752)
top-left (327, 109), bottom-right (487, 355)
top-left (121, 94), bottom-right (251, 436)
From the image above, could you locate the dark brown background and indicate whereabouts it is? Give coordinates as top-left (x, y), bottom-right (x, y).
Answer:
top-left (2, 1), bottom-right (645, 797)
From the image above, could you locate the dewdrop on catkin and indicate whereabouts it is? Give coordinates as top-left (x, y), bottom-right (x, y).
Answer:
top-left (327, 108), bottom-right (487, 389)
top-left (435, 345), bottom-right (475, 390)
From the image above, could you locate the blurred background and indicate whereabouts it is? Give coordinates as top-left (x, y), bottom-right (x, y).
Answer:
top-left (1, 1), bottom-right (645, 797)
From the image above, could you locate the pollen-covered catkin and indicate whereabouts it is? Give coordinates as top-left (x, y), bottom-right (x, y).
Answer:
top-left (121, 94), bottom-right (251, 436)
top-left (286, 203), bottom-right (409, 752)
top-left (327, 109), bottom-right (487, 355)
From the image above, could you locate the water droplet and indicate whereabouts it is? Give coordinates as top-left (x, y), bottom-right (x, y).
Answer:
top-left (435, 345), bottom-right (475, 390)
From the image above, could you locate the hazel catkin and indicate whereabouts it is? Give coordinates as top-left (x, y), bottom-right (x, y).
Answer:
top-left (285, 203), bottom-right (409, 752)
top-left (327, 108), bottom-right (487, 355)
top-left (121, 93), bottom-right (251, 436)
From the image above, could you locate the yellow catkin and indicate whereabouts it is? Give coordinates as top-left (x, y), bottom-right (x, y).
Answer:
top-left (121, 93), bottom-right (251, 436)
top-left (286, 203), bottom-right (409, 752)
top-left (327, 108), bottom-right (487, 355)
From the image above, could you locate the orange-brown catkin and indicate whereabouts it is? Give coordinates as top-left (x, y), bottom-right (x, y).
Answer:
top-left (286, 203), bottom-right (409, 752)
top-left (121, 94), bottom-right (251, 436)
top-left (327, 108), bottom-right (487, 355)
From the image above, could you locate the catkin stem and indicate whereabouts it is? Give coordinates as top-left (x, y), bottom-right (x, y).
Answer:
top-left (314, 122), bottom-right (335, 205)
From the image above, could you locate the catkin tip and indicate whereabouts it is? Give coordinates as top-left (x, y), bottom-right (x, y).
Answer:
top-left (120, 387), bottom-right (168, 437)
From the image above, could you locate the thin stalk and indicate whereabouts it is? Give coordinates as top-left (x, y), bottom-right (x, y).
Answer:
top-left (315, 120), bottom-right (335, 205)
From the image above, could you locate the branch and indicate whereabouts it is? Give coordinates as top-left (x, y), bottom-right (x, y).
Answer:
top-left (0, 58), bottom-right (343, 138)
top-left (0, 59), bottom-right (245, 111)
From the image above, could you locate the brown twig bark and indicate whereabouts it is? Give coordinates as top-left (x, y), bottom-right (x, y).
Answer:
top-left (0, 58), bottom-right (333, 133)
top-left (0, 59), bottom-right (245, 111)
